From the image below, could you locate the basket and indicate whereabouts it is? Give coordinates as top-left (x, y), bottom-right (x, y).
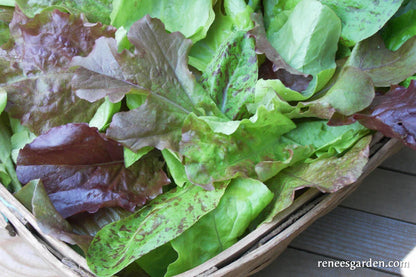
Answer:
top-left (0, 134), bottom-right (403, 277)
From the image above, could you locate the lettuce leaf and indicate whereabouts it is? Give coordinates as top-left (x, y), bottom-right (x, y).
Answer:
top-left (188, 0), bottom-right (254, 71)
top-left (166, 178), bottom-right (273, 276)
top-left (201, 31), bottom-right (257, 119)
top-left (267, 0), bottom-right (341, 98)
top-left (264, 135), bottom-right (371, 222)
top-left (110, 0), bottom-right (214, 43)
top-left (320, 0), bottom-right (403, 46)
top-left (353, 81), bottom-right (416, 150)
top-left (87, 182), bottom-right (228, 277)
top-left (16, 123), bottom-right (170, 218)
top-left (72, 16), bottom-right (219, 152)
top-left (16, 0), bottom-right (112, 24)
top-left (179, 108), bottom-right (314, 186)
top-left (347, 34), bottom-right (416, 87)
top-left (1, 8), bottom-right (115, 135)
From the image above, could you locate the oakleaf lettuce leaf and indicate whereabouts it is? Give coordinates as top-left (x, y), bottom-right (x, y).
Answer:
top-left (16, 123), bottom-right (170, 218)
top-left (267, 0), bottom-right (341, 99)
top-left (353, 81), bottom-right (416, 150)
top-left (110, 0), bottom-right (214, 43)
top-left (166, 178), bottom-right (274, 276)
top-left (1, 8), bottom-right (115, 135)
top-left (264, 135), bottom-right (371, 222)
top-left (87, 182), bottom-right (229, 277)
top-left (201, 31), bottom-right (257, 119)
top-left (347, 34), bottom-right (416, 87)
top-left (72, 16), bottom-right (220, 151)
top-left (16, 0), bottom-right (112, 24)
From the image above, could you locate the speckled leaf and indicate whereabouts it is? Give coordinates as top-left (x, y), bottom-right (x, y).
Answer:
top-left (72, 16), bottom-right (219, 151)
top-left (347, 34), bottom-right (416, 87)
top-left (201, 31), bottom-right (257, 119)
top-left (179, 108), bottom-right (313, 186)
top-left (264, 135), bottom-right (371, 222)
top-left (166, 178), bottom-right (273, 276)
top-left (16, 123), bottom-right (170, 218)
top-left (319, 0), bottom-right (403, 46)
top-left (2, 9), bottom-right (115, 135)
top-left (86, 182), bottom-right (228, 277)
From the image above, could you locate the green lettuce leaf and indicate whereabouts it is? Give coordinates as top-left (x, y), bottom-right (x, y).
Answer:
top-left (180, 107), bottom-right (314, 186)
top-left (188, 0), bottom-right (254, 71)
top-left (263, 0), bottom-right (301, 32)
top-left (249, 66), bottom-right (374, 120)
top-left (89, 97), bottom-right (121, 131)
top-left (201, 31), bottom-right (257, 119)
top-left (110, 0), bottom-right (214, 43)
top-left (87, 182), bottom-right (228, 277)
top-left (0, 88), bottom-right (5, 114)
top-left (72, 16), bottom-right (219, 152)
top-left (319, 0), bottom-right (403, 46)
top-left (0, 113), bottom-right (20, 191)
top-left (264, 135), bottom-right (371, 222)
top-left (16, 0), bottom-right (112, 24)
top-left (161, 149), bottom-right (188, 187)
top-left (382, 7), bottom-right (416, 51)
top-left (166, 177), bottom-right (273, 276)
top-left (267, 0), bottom-right (341, 98)
top-left (347, 33), bottom-right (416, 87)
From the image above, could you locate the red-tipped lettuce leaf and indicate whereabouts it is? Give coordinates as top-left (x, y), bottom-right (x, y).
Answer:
top-left (72, 15), bottom-right (219, 151)
top-left (16, 123), bottom-right (170, 218)
top-left (353, 81), bottom-right (416, 150)
top-left (2, 8), bottom-right (115, 135)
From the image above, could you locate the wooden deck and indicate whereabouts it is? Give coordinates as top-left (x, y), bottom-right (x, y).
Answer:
top-left (255, 148), bottom-right (416, 277)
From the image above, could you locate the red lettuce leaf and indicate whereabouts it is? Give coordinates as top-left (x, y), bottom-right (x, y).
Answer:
top-left (1, 8), bottom-right (115, 135)
top-left (16, 123), bottom-right (170, 218)
top-left (352, 81), bottom-right (416, 150)
top-left (248, 13), bottom-right (312, 92)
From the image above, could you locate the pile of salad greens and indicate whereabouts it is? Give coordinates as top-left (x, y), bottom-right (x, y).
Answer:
top-left (1, 0), bottom-right (416, 276)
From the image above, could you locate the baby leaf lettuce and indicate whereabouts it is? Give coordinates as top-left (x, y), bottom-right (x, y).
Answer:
top-left (110, 0), bottom-right (214, 43)
top-left (267, 0), bottom-right (341, 98)
top-left (1, 8), bottom-right (115, 135)
top-left (320, 0), bottom-right (403, 46)
top-left (188, 0), bottom-right (254, 71)
top-left (353, 81), bottom-right (416, 150)
top-left (16, 0), bottom-right (112, 24)
top-left (87, 182), bottom-right (229, 277)
top-left (72, 16), bottom-right (220, 152)
top-left (16, 123), bottom-right (170, 218)
top-left (347, 34), bottom-right (416, 87)
top-left (264, 135), bottom-right (371, 222)
top-left (179, 108), bottom-right (313, 186)
top-left (201, 31), bottom-right (258, 119)
top-left (166, 178), bottom-right (273, 276)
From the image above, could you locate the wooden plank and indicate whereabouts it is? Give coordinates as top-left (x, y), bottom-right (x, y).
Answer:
top-left (0, 227), bottom-right (61, 277)
top-left (381, 148), bottom-right (416, 174)
top-left (289, 207), bottom-right (416, 275)
top-left (253, 248), bottom-right (395, 277)
top-left (341, 168), bottom-right (416, 224)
